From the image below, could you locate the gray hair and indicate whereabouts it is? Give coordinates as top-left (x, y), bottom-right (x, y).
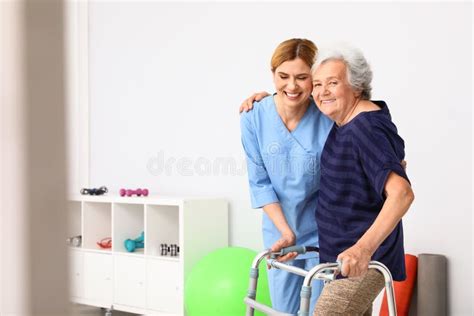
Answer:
top-left (313, 43), bottom-right (373, 100)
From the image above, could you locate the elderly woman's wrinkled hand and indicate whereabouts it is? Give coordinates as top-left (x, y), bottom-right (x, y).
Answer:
top-left (337, 243), bottom-right (373, 278)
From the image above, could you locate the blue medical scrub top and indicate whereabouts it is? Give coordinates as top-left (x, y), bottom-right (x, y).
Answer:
top-left (240, 95), bottom-right (333, 258)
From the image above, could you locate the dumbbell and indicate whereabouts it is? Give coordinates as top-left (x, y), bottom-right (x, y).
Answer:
top-left (160, 243), bottom-right (180, 256)
top-left (80, 186), bottom-right (108, 195)
top-left (66, 235), bottom-right (82, 247)
top-left (160, 243), bottom-right (168, 256)
top-left (169, 244), bottom-right (180, 256)
top-left (124, 232), bottom-right (144, 252)
top-left (119, 188), bottom-right (149, 197)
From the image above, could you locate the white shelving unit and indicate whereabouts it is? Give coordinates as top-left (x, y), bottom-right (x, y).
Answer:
top-left (67, 195), bottom-right (228, 316)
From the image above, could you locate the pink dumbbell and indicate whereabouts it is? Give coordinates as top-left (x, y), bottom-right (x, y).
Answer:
top-left (119, 188), bottom-right (149, 197)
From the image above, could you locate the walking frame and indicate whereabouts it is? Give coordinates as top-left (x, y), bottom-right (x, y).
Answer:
top-left (244, 246), bottom-right (397, 316)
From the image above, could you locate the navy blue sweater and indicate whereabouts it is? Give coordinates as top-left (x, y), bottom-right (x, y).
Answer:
top-left (316, 101), bottom-right (409, 281)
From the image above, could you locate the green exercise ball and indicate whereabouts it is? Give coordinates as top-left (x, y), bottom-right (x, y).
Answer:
top-left (185, 247), bottom-right (271, 316)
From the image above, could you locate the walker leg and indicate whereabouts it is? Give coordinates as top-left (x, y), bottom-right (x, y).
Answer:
top-left (245, 267), bottom-right (259, 316)
top-left (297, 285), bottom-right (312, 316)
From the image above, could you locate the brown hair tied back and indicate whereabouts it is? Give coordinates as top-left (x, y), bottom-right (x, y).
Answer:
top-left (271, 38), bottom-right (317, 72)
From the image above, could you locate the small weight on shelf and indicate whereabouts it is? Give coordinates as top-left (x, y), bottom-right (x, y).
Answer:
top-left (160, 243), bottom-right (169, 256)
top-left (119, 188), bottom-right (149, 197)
top-left (80, 186), bottom-right (108, 196)
top-left (169, 244), bottom-right (180, 256)
top-left (160, 243), bottom-right (180, 256)
top-left (66, 235), bottom-right (82, 247)
top-left (124, 232), bottom-right (144, 252)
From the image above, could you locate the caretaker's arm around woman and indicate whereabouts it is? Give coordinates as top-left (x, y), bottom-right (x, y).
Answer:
top-left (338, 172), bottom-right (415, 278)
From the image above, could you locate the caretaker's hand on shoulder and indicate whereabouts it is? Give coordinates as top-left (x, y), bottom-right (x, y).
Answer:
top-left (337, 243), bottom-right (372, 278)
top-left (239, 91), bottom-right (271, 113)
top-left (401, 160), bottom-right (407, 170)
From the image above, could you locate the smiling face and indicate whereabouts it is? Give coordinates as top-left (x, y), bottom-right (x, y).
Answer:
top-left (312, 59), bottom-right (361, 123)
top-left (273, 58), bottom-right (313, 109)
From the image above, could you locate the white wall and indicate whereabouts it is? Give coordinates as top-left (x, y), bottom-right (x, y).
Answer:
top-left (66, 0), bottom-right (90, 196)
top-left (86, 2), bottom-right (472, 315)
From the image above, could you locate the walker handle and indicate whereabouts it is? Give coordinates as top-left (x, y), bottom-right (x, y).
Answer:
top-left (271, 245), bottom-right (319, 258)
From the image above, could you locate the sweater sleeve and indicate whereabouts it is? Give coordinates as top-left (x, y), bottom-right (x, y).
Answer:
top-left (352, 115), bottom-right (410, 198)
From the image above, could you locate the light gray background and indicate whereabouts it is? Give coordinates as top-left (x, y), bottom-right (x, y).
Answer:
top-left (86, 2), bottom-right (472, 314)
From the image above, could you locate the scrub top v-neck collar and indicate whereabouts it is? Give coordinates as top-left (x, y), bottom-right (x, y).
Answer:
top-left (271, 95), bottom-right (314, 154)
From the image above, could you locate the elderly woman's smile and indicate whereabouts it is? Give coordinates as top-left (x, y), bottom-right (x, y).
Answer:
top-left (320, 99), bottom-right (336, 104)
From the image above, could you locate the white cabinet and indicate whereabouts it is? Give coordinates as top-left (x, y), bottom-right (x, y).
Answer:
top-left (69, 249), bottom-right (84, 299)
top-left (67, 196), bottom-right (228, 315)
top-left (83, 252), bottom-right (113, 307)
top-left (114, 255), bottom-right (146, 308)
top-left (147, 259), bottom-right (182, 313)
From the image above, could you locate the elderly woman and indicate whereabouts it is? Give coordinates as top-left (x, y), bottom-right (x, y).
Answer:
top-left (311, 44), bottom-right (415, 315)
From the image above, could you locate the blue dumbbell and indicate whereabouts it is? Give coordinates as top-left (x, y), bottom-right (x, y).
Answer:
top-left (124, 231), bottom-right (144, 252)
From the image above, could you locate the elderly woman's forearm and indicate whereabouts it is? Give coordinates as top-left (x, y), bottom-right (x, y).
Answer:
top-left (356, 176), bottom-right (414, 255)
